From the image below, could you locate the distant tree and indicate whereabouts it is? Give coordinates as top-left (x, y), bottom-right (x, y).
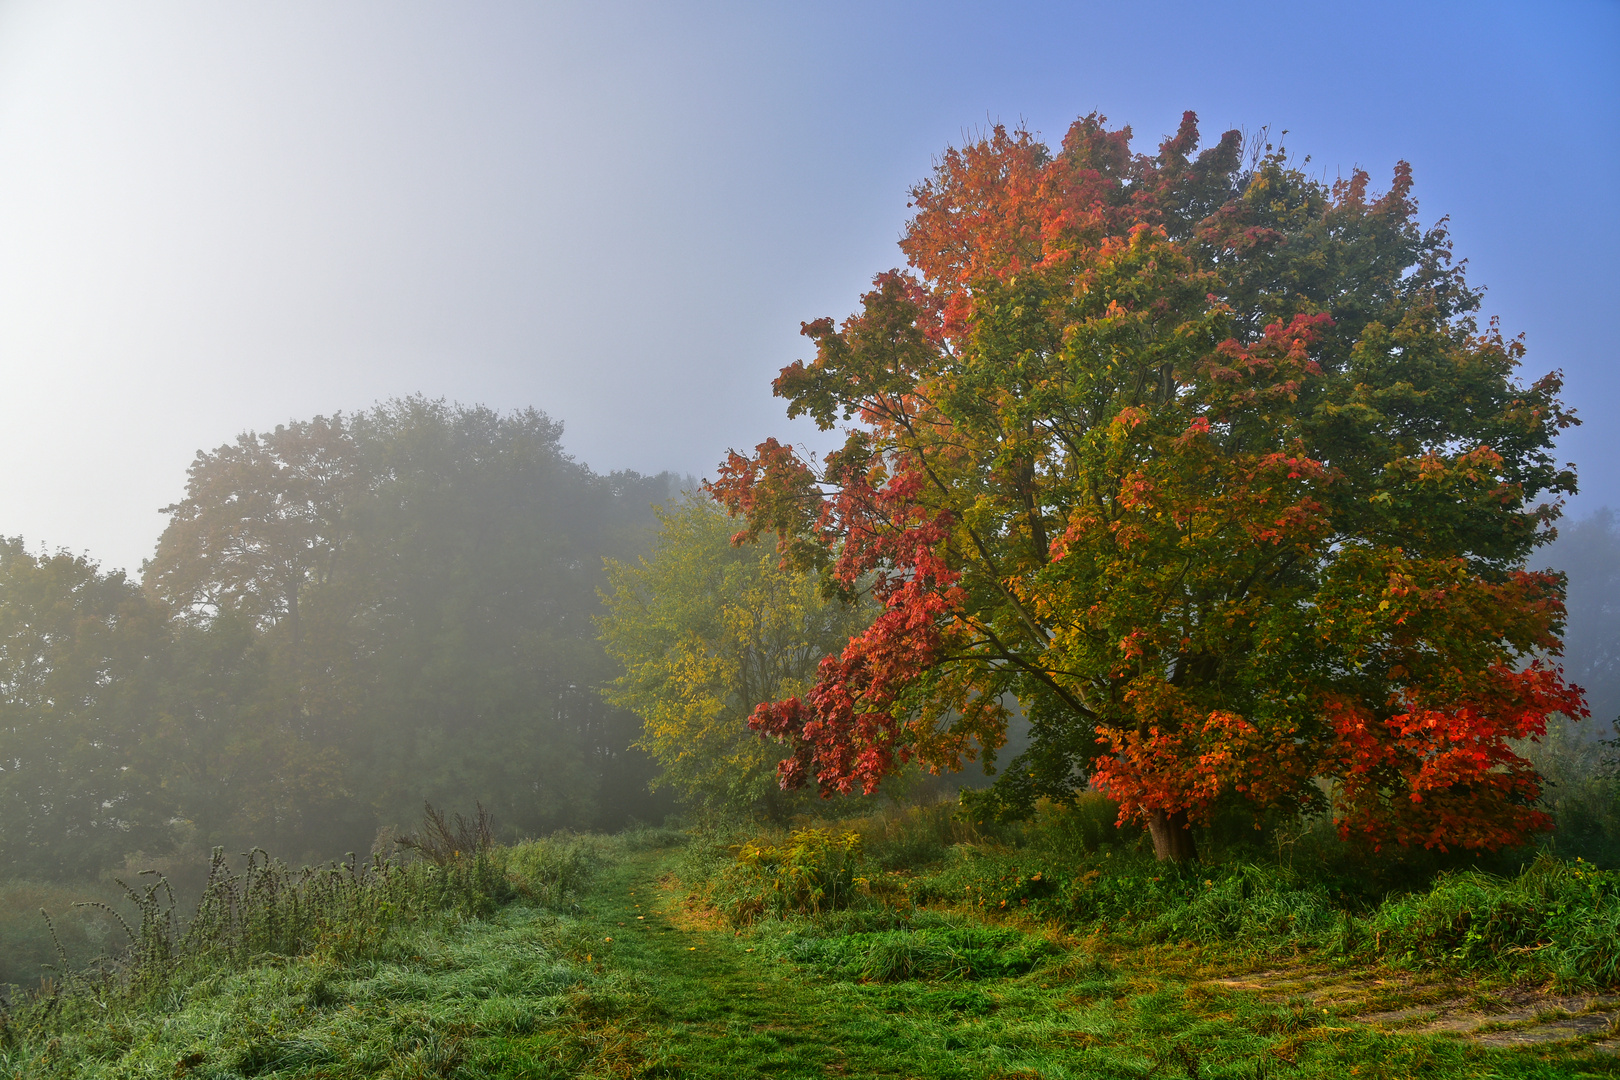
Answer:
top-left (144, 397), bottom-right (673, 857)
top-left (149, 612), bottom-right (354, 860)
top-left (713, 113), bottom-right (1582, 862)
top-left (599, 497), bottom-right (869, 816)
top-left (144, 415), bottom-right (360, 643)
top-left (0, 541), bottom-right (171, 877)
top-left (1543, 509), bottom-right (1620, 730)
top-left (341, 399), bottom-right (671, 837)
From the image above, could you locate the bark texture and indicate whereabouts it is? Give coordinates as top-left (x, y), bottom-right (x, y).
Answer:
top-left (1146, 808), bottom-right (1199, 863)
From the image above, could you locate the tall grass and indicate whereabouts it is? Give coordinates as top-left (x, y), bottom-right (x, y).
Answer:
top-left (0, 822), bottom-right (601, 1063)
top-left (706, 829), bottom-right (867, 924)
top-left (1366, 854), bottom-right (1620, 984)
top-left (680, 794), bottom-right (1620, 989)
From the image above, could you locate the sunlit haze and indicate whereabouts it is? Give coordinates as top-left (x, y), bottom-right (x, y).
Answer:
top-left (0, 0), bottom-right (1615, 574)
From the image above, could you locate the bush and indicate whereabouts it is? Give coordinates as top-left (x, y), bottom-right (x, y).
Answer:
top-left (1367, 854), bottom-right (1620, 987)
top-left (712, 829), bottom-right (867, 925)
top-left (397, 801), bottom-right (495, 866)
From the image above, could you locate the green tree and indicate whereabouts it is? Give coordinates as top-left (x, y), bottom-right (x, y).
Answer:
top-left (0, 541), bottom-right (171, 877)
top-left (713, 114), bottom-right (1581, 861)
top-left (1544, 509), bottom-right (1620, 729)
top-left (143, 397), bottom-right (674, 857)
top-left (144, 414), bottom-right (360, 643)
top-left (599, 497), bottom-right (868, 816)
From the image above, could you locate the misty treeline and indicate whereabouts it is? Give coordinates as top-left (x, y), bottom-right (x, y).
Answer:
top-left (1551, 509), bottom-right (1620, 727)
top-left (0, 398), bottom-right (677, 881)
top-left (1, 395), bottom-right (1618, 886)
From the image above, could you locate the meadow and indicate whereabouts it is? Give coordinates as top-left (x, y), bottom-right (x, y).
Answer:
top-left (3, 794), bottom-right (1620, 1079)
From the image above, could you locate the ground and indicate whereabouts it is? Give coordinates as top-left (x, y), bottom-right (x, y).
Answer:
top-left (15, 845), bottom-right (1620, 1079)
top-left (557, 850), bottom-right (1620, 1079)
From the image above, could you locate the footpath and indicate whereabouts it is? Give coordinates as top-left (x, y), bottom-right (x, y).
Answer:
top-left (576, 853), bottom-right (917, 1077)
top-left (560, 851), bottom-right (1620, 1079)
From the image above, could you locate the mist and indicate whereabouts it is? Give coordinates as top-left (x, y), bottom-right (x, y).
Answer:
top-left (0, 0), bottom-right (1615, 902)
top-left (0, 1), bottom-right (1615, 574)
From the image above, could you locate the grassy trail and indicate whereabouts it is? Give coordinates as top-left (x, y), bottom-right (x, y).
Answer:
top-left (571, 852), bottom-right (1619, 1080)
top-left (581, 852), bottom-right (908, 1077)
top-left (9, 845), bottom-right (1619, 1078)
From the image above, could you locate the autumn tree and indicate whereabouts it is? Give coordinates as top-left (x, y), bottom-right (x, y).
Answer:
top-left (712, 113), bottom-right (1585, 862)
top-left (598, 496), bottom-right (869, 816)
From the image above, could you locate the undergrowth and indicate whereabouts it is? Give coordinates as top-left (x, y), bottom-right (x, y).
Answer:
top-left (680, 794), bottom-right (1620, 990)
top-left (0, 823), bottom-right (611, 1078)
top-left (1, 812), bottom-right (1614, 1078)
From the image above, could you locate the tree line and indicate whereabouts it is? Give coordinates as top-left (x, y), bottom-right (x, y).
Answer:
top-left (0, 398), bottom-right (674, 879)
top-left (4, 110), bottom-right (1618, 883)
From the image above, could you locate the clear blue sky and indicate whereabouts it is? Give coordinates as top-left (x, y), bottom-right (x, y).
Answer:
top-left (0, 0), bottom-right (1615, 573)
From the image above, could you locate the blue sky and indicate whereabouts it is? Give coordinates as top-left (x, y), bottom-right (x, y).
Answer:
top-left (0, 0), bottom-right (1615, 572)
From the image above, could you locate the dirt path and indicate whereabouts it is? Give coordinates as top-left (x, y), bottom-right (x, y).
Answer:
top-left (1205, 964), bottom-right (1620, 1050)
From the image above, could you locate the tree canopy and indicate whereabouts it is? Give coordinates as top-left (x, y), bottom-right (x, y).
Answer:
top-left (599, 496), bottom-right (870, 817)
top-left (711, 113), bottom-right (1585, 861)
top-left (0, 398), bottom-right (675, 878)
top-left (0, 542), bottom-right (171, 877)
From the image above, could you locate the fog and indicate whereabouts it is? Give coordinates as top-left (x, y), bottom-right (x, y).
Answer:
top-left (0, 1), bottom-right (1616, 896)
top-left (0, 0), bottom-right (1614, 574)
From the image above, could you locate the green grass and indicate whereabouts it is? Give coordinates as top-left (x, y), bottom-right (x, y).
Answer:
top-left (4, 813), bottom-right (1620, 1078)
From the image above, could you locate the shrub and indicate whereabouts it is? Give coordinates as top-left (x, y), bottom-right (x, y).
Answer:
top-left (1367, 854), bottom-right (1620, 986)
top-left (397, 802), bottom-right (495, 866)
top-left (506, 836), bottom-right (597, 904)
top-left (713, 829), bottom-right (866, 925)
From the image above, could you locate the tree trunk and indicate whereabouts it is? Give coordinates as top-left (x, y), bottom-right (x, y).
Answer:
top-left (1146, 808), bottom-right (1198, 863)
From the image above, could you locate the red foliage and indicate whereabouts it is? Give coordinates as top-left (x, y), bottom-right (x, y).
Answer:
top-left (710, 111), bottom-right (1582, 857)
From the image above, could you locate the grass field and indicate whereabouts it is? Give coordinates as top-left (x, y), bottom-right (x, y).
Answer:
top-left (4, 816), bottom-right (1620, 1080)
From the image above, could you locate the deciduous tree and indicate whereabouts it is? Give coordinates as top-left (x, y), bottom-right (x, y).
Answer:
top-left (712, 113), bottom-right (1584, 861)
top-left (599, 496), bottom-right (868, 816)
top-left (0, 542), bottom-right (171, 877)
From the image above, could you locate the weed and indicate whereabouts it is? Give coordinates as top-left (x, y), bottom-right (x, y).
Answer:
top-left (711, 829), bottom-right (866, 924)
top-left (397, 801), bottom-right (495, 866)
